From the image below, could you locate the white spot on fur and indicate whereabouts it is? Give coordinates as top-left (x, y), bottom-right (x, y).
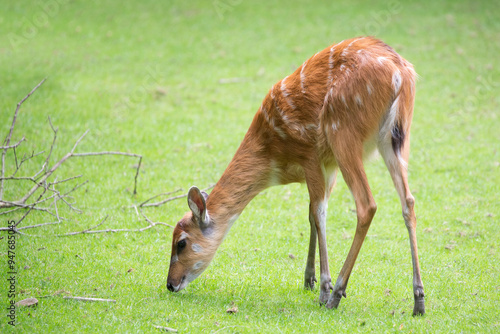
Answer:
top-left (392, 69), bottom-right (402, 93)
top-left (357, 49), bottom-right (363, 54)
top-left (300, 60), bottom-right (308, 94)
top-left (367, 82), bottom-right (373, 95)
top-left (281, 76), bottom-right (296, 110)
top-left (275, 127), bottom-right (287, 139)
top-left (328, 46), bottom-right (335, 85)
top-left (170, 255), bottom-right (178, 264)
top-left (340, 64), bottom-right (346, 71)
top-left (193, 261), bottom-right (204, 270)
top-left (191, 243), bottom-right (203, 253)
top-left (377, 56), bottom-right (387, 64)
top-left (306, 123), bottom-right (317, 131)
top-left (341, 94), bottom-right (348, 108)
top-left (332, 121), bottom-right (339, 132)
top-left (281, 76), bottom-right (295, 109)
top-left (342, 38), bottom-right (363, 57)
top-left (179, 232), bottom-right (188, 240)
top-left (355, 94), bottom-right (363, 106)
top-left (261, 105), bottom-right (286, 139)
top-left (329, 46), bottom-right (335, 68)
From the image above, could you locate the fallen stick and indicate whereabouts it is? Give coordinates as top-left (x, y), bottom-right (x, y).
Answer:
top-left (63, 296), bottom-right (116, 303)
top-left (153, 325), bottom-right (178, 332)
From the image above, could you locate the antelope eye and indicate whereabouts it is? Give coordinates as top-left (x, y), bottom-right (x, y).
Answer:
top-left (177, 239), bottom-right (187, 250)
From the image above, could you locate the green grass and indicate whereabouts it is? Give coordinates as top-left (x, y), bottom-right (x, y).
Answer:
top-left (1, 0), bottom-right (499, 332)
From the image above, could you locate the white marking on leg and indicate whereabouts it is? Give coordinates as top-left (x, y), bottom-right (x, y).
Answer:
top-left (317, 199), bottom-right (328, 231)
top-left (320, 273), bottom-right (331, 286)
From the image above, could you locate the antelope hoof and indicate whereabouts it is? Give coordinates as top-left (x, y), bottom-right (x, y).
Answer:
top-left (304, 275), bottom-right (317, 290)
top-left (412, 289), bottom-right (425, 316)
top-left (319, 281), bottom-right (333, 305)
top-left (326, 290), bottom-right (346, 309)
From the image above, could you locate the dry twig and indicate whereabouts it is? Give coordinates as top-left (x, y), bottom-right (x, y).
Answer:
top-left (63, 296), bottom-right (116, 303)
top-left (0, 79), bottom-right (143, 233)
top-left (153, 325), bottom-right (178, 332)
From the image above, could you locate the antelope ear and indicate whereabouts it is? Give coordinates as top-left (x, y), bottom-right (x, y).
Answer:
top-left (187, 186), bottom-right (209, 227)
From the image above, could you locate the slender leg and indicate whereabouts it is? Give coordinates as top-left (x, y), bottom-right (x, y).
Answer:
top-left (304, 169), bottom-right (337, 290)
top-left (304, 162), bottom-right (334, 303)
top-left (380, 141), bottom-right (425, 316)
top-left (304, 213), bottom-right (317, 289)
top-left (326, 144), bottom-right (377, 309)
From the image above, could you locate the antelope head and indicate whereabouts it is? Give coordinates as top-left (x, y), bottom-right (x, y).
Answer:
top-left (166, 187), bottom-right (219, 292)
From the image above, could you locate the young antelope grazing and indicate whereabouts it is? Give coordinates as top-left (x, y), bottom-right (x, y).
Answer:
top-left (166, 36), bottom-right (425, 316)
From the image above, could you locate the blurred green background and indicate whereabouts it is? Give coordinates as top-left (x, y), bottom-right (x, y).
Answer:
top-left (0, 0), bottom-right (499, 332)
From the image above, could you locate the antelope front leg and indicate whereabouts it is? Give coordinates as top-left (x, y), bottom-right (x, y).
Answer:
top-left (304, 211), bottom-right (318, 290)
top-left (309, 201), bottom-right (333, 304)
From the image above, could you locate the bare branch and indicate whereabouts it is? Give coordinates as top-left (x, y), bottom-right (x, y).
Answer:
top-left (15, 128), bottom-right (89, 204)
top-left (140, 184), bottom-right (214, 208)
top-left (70, 130), bottom-right (89, 153)
top-left (43, 116), bottom-right (58, 173)
top-left (139, 207), bottom-right (174, 229)
top-left (153, 325), bottom-right (178, 332)
top-left (1, 78), bottom-right (46, 199)
top-left (63, 296), bottom-right (116, 303)
top-left (0, 221), bottom-right (61, 231)
top-left (57, 215), bottom-right (109, 236)
top-left (13, 150), bottom-right (46, 177)
top-left (49, 174), bottom-right (83, 185)
top-left (138, 188), bottom-right (183, 207)
top-left (15, 185), bottom-right (49, 228)
top-left (0, 137), bottom-right (25, 150)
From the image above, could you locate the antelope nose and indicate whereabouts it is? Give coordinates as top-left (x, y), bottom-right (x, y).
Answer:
top-left (167, 283), bottom-right (175, 292)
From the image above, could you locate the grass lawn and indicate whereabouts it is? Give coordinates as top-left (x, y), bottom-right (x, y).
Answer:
top-left (1, 0), bottom-right (499, 332)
